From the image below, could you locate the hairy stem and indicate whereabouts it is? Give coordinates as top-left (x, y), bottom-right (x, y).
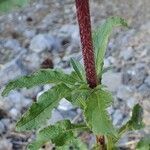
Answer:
top-left (75, 0), bottom-right (97, 88)
top-left (75, 0), bottom-right (105, 149)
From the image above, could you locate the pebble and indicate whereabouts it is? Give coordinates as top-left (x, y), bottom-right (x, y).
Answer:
top-left (58, 98), bottom-right (74, 111)
top-left (0, 122), bottom-right (5, 135)
top-left (0, 139), bottom-right (12, 150)
top-left (117, 85), bottom-right (133, 101)
top-left (29, 34), bottom-right (61, 53)
top-left (102, 71), bottom-right (122, 92)
top-left (144, 76), bottom-right (150, 87)
top-left (120, 47), bottom-right (134, 60)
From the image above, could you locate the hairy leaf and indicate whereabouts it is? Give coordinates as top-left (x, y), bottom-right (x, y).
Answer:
top-left (16, 84), bottom-right (71, 131)
top-left (28, 120), bottom-right (87, 150)
top-left (0, 0), bottom-right (29, 13)
top-left (136, 135), bottom-right (150, 150)
top-left (84, 89), bottom-right (116, 136)
top-left (119, 104), bottom-right (144, 136)
top-left (2, 69), bottom-right (77, 96)
top-left (93, 16), bottom-right (128, 76)
top-left (70, 58), bottom-right (86, 81)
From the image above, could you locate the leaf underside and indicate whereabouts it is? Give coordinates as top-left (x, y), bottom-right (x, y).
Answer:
top-left (93, 16), bottom-right (128, 76)
top-left (28, 120), bottom-right (86, 150)
top-left (16, 83), bottom-right (71, 131)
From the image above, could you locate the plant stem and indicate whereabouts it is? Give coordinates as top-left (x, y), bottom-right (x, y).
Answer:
top-left (75, 0), bottom-right (97, 88)
top-left (75, 0), bottom-right (105, 149)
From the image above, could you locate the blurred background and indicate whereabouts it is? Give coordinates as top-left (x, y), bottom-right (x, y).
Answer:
top-left (0, 0), bottom-right (150, 149)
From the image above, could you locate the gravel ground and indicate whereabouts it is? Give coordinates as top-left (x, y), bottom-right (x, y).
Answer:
top-left (0, 0), bottom-right (150, 149)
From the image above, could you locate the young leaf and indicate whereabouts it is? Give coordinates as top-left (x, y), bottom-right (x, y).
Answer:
top-left (70, 58), bottom-right (86, 81)
top-left (27, 120), bottom-right (87, 150)
top-left (93, 16), bottom-right (128, 76)
top-left (136, 135), bottom-right (150, 150)
top-left (0, 0), bottom-right (29, 13)
top-left (2, 69), bottom-right (77, 96)
top-left (118, 104), bottom-right (144, 136)
top-left (84, 89), bottom-right (116, 136)
top-left (16, 83), bottom-right (72, 131)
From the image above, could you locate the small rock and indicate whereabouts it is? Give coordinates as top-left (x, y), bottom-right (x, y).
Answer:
top-left (102, 71), bottom-right (122, 92)
top-left (0, 122), bottom-right (5, 135)
top-left (138, 84), bottom-right (150, 97)
top-left (126, 98), bottom-right (137, 108)
top-left (49, 109), bottom-right (63, 125)
top-left (58, 98), bottom-right (74, 111)
top-left (23, 29), bottom-right (36, 39)
top-left (9, 108), bottom-right (20, 120)
top-left (120, 47), bottom-right (134, 60)
top-left (59, 24), bottom-right (80, 46)
top-left (3, 39), bottom-right (21, 51)
top-left (30, 34), bottom-right (60, 53)
top-left (117, 85), bottom-right (133, 101)
top-left (113, 109), bottom-right (123, 126)
top-left (144, 76), bottom-right (150, 87)
top-left (0, 139), bottom-right (12, 150)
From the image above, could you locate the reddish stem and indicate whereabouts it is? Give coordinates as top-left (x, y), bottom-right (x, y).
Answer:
top-left (75, 0), bottom-right (105, 149)
top-left (75, 0), bottom-right (97, 88)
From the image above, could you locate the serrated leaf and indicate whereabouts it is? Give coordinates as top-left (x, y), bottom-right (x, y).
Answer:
top-left (119, 104), bottom-right (144, 136)
top-left (16, 83), bottom-right (72, 131)
top-left (84, 89), bottom-right (116, 136)
top-left (2, 69), bottom-right (77, 96)
top-left (136, 135), bottom-right (150, 150)
top-left (70, 58), bottom-right (86, 81)
top-left (27, 120), bottom-right (87, 150)
top-left (93, 16), bottom-right (128, 76)
top-left (0, 0), bottom-right (29, 13)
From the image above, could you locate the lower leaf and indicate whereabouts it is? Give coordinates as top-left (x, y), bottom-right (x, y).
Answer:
top-left (16, 83), bottom-right (72, 131)
top-left (84, 89), bottom-right (116, 136)
top-left (27, 120), bottom-right (87, 150)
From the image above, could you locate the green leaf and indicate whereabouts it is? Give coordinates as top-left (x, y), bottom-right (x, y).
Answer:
top-left (70, 58), bottom-right (86, 81)
top-left (93, 16), bottom-right (128, 76)
top-left (16, 83), bottom-right (72, 131)
top-left (0, 0), bottom-right (29, 13)
top-left (57, 139), bottom-right (88, 150)
top-left (84, 89), bottom-right (116, 136)
top-left (119, 104), bottom-right (144, 136)
top-left (136, 135), bottom-right (150, 150)
top-left (2, 69), bottom-right (77, 96)
top-left (27, 120), bottom-right (87, 150)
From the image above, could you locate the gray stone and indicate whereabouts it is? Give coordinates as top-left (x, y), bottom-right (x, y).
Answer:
top-left (126, 98), bottom-right (137, 108)
top-left (59, 24), bottom-right (80, 46)
top-left (117, 85), bottom-right (133, 101)
top-left (102, 71), bottom-right (122, 92)
top-left (138, 84), bottom-right (150, 97)
top-left (30, 34), bottom-right (61, 53)
top-left (0, 139), bottom-right (12, 150)
top-left (58, 98), bottom-right (73, 111)
top-left (120, 47), bottom-right (134, 60)
top-left (20, 52), bottom-right (41, 72)
top-left (9, 108), bottom-right (20, 120)
top-left (0, 122), bottom-right (5, 134)
top-left (23, 29), bottom-right (36, 39)
top-left (145, 76), bottom-right (150, 86)
top-left (113, 109), bottom-right (123, 126)
top-left (3, 39), bottom-right (20, 51)
top-left (49, 109), bottom-right (63, 125)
